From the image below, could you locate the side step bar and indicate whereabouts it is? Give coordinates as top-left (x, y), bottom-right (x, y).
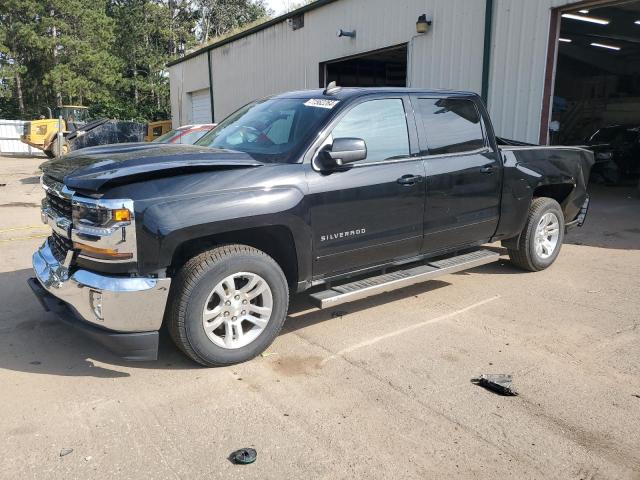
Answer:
top-left (308, 249), bottom-right (500, 309)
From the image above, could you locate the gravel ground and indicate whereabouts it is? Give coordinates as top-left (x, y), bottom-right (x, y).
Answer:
top-left (1, 155), bottom-right (639, 479)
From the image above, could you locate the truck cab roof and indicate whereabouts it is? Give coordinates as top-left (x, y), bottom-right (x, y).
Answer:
top-left (273, 87), bottom-right (480, 101)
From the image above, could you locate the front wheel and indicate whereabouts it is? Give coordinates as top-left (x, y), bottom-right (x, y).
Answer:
top-left (48, 138), bottom-right (70, 157)
top-left (507, 197), bottom-right (565, 272)
top-left (166, 244), bottom-right (289, 366)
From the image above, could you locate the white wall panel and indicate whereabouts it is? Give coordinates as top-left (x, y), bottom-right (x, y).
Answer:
top-left (209, 0), bottom-right (487, 121)
top-left (489, 0), bottom-right (581, 143)
top-left (170, 0), bottom-right (587, 142)
top-left (169, 54), bottom-right (210, 127)
top-left (0, 120), bottom-right (43, 155)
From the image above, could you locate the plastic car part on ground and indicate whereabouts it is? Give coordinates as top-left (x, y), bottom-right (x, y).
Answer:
top-left (230, 448), bottom-right (257, 465)
top-left (471, 374), bottom-right (518, 396)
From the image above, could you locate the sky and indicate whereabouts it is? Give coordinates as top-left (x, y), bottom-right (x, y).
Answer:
top-left (264, 0), bottom-right (294, 16)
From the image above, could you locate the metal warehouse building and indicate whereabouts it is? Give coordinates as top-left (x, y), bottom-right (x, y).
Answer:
top-left (168, 0), bottom-right (640, 147)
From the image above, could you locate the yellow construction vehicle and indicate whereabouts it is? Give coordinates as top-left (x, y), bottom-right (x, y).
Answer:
top-left (21, 106), bottom-right (90, 157)
top-left (145, 119), bottom-right (172, 142)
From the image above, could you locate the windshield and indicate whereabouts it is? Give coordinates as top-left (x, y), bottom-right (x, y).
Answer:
top-left (195, 97), bottom-right (337, 163)
top-left (57, 107), bottom-right (90, 124)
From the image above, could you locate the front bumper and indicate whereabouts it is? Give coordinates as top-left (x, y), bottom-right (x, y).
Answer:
top-left (29, 240), bottom-right (171, 361)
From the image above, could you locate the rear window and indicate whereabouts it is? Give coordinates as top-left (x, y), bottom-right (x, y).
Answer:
top-left (416, 98), bottom-right (485, 155)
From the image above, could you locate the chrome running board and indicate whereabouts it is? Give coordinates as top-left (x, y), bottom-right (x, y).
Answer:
top-left (309, 249), bottom-right (500, 309)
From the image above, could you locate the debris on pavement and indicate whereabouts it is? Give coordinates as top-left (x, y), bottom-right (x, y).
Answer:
top-left (331, 310), bottom-right (348, 318)
top-left (260, 352), bottom-right (279, 358)
top-left (59, 448), bottom-right (73, 457)
top-left (471, 374), bottom-right (518, 396)
top-left (230, 448), bottom-right (257, 465)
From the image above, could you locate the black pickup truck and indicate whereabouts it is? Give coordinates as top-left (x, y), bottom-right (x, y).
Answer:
top-left (29, 86), bottom-right (593, 366)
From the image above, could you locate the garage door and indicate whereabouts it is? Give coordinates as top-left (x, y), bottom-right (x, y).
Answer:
top-left (190, 89), bottom-right (211, 124)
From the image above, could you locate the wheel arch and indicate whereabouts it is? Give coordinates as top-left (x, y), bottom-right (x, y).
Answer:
top-left (169, 225), bottom-right (300, 290)
top-left (532, 182), bottom-right (574, 208)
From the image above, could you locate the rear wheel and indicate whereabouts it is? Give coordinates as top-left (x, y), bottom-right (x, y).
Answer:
top-left (167, 244), bottom-right (289, 366)
top-left (508, 197), bottom-right (565, 272)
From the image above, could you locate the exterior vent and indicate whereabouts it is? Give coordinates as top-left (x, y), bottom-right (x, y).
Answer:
top-left (289, 13), bottom-right (304, 31)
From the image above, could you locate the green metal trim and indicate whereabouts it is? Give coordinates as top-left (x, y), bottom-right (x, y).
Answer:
top-left (167, 0), bottom-right (340, 67)
top-left (207, 52), bottom-right (215, 122)
top-left (481, 0), bottom-right (494, 105)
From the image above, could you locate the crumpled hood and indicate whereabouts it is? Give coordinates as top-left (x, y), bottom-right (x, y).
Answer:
top-left (40, 143), bottom-right (263, 192)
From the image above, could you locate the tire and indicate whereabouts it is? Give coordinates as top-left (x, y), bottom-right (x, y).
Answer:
top-left (49, 138), bottom-right (70, 157)
top-left (508, 197), bottom-right (565, 272)
top-left (166, 244), bottom-right (289, 366)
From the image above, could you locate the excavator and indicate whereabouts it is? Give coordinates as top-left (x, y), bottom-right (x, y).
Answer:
top-left (21, 105), bottom-right (146, 157)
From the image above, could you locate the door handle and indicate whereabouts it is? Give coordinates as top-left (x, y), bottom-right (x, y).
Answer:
top-left (480, 165), bottom-right (496, 174)
top-left (397, 174), bottom-right (424, 186)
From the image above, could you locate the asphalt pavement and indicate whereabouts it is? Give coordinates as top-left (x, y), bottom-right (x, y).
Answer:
top-left (1, 155), bottom-right (639, 479)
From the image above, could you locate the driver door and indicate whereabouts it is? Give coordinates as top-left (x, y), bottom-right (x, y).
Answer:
top-left (307, 96), bottom-right (425, 278)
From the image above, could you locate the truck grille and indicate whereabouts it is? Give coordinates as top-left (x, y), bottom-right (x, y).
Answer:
top-left (46, 191), bottom-right (73, 218)
top-left (49, 232), bottom-right (73, 262)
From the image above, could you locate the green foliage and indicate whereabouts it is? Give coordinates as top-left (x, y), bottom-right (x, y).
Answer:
top-left (0, 0), bottom-right (270, 120)
top-left (194, 0), bottom-right (269, 43)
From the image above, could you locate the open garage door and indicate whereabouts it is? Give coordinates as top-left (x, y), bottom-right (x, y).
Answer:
top-left (190, 89), bottom-right (212, 124)
top-left (320, 44), bottom-right (407, 88)
top-left (551, 1), bottom-right (640, 186)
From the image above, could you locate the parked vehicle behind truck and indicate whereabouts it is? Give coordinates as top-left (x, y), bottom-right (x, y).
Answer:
top-left (21, 105), bottom-right (90, 157)
top-left (29, 86), bottom-right (593, 366)
top-left (153, 123), bottom-right (216, 144)
top-left (21, 105), bottom-right (147, 157)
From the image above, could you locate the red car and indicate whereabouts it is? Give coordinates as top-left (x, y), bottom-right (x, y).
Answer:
top-left (153, 124), bottom-right (216, 145)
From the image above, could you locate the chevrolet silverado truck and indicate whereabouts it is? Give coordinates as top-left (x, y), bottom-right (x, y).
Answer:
top-left (29, 86), bottom-right (593, 366)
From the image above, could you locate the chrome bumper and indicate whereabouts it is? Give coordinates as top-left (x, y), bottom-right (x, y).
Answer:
top-left (32, 240), bottom-right (171, 333)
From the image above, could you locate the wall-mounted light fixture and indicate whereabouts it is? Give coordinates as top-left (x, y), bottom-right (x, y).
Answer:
top-left (416, 14), bottom-right (432, 34)
top-left (337, 29), bottom-right (356, 38)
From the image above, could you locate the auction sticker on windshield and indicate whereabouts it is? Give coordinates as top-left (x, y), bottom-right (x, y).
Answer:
top-left (304, 99), bottom-right (340, 109)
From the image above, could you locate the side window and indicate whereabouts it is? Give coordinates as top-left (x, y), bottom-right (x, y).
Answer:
top-left (331, 98), bottom-right (410, 162)
top-left (417, 98), bottom-right (485, 155)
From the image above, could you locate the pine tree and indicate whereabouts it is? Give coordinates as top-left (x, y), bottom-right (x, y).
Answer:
top-left (0, 0), bottom-right (271, 120)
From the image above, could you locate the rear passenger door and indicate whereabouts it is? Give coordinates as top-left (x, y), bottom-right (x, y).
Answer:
top-left (412, 96), bottom-right (501, 254)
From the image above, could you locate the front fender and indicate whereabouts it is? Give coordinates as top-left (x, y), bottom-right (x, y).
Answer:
top-left (136, 185), bottom-right (311, 278)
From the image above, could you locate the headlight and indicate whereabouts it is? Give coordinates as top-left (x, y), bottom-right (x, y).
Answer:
top-left (71, 198), bottom-right (136, 261)
top-left (73, 203), bottom-right (131, 235)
